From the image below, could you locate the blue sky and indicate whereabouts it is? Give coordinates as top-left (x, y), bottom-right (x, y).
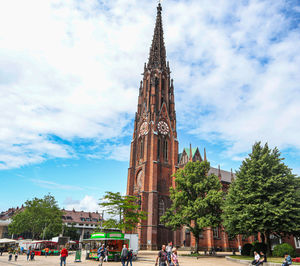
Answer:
top-left (0, 0), bottom-right (299, 212)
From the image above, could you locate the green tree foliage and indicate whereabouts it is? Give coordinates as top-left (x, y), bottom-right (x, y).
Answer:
top-left (161, 161), bottom-right (223, 253)
top-left (63, 223), bottom-right (80, 240)
top-left (99, 192), bottom-right (146, 231)
top-left (222, 142), bottom-right (300, 255)
top-left (8, 194), bottom-right (63, 239)
top-left (241, 243), bottom-right (253, 256)
top-left (273, 243), bottom-right (295, 257)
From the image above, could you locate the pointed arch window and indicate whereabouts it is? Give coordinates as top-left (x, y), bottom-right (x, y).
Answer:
top-left (158, 199), bottom-right (165, 225)
top-left (163, 140), bottom-right (168, 162)
top-left (140, 139), bottom-right (144, 159)
top-left (157, 138), bottom-right (161, 161)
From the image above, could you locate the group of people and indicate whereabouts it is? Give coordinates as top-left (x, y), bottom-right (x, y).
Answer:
top-left (8, 247), bottom-right (20, 262)
top-left (251, 251), bottom-right (267, 265)
top-left (251, 251), bottom-right (293, 266)
top-left (120, 244), bottom-right (134, 266)
top-left (155, 243), bottom-right (179, 266)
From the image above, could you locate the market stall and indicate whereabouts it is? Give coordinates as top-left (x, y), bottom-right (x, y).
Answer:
top-left (0, 238), bottom-right (17, 252)
top-left (19, 240), bottom-right (59, 255)
top-left (84, 232), bottom-right (129, 261)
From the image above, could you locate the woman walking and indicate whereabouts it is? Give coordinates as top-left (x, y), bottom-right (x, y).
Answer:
top-left (170, 248), bottom-right (179, 266)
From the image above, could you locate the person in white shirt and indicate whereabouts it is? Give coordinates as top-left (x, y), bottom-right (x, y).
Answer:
top-left (251, 251), bottom-right (260, 265)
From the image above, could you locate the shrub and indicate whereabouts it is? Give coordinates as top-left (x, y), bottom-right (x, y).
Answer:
top-left (273, 243), bottom-right (296, 257)
top-left (250, 242), bottom-right (267, 256)
top-left (241, 243), bottom-right (253, 256)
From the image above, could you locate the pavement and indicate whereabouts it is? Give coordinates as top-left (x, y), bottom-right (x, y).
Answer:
top-left (0, 251), bottom-right (244, 266)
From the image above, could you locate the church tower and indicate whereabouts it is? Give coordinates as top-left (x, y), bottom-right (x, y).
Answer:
top-left (126, 3), bottom-right (178, 250)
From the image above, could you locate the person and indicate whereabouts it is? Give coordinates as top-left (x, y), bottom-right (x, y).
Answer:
top-left (14, 249), bottom-right (18, 261)
top-left (60, 246), bottom-right (68, 266)
top-left (126, 249), bottom-right (133, 266)
top-left (251, 251), bottom-right (260, 265)
top-left (170, 247), bottom-right (179, 266)
top-left (27, 248), bottom-right (31, 261)
top-left (20, 246), bottom-right (24, 255)
top-left (256, 251), bottom-right (267, 266)
top-left (45, 247), bottom-right (49, 257)
top-left (0, 247), bottom-right (3, 256)
top-left (30, 250), bottom-right (35, 261)
top-left (104, 246), bottom-right (109, 262)
top-left (166, 242), bottom-right (172, 264)
top-left (121, 245), bottom-right (128, 266)
top-left (97, 244), bottom-right (105, 266)
top-left (183, 240), bottom-right (186, 247)
top-left (238, 245), bottom-right (242, 254)
top-left (155, 245), bottom-right (169, 266)
top-left (8, 249), bottom-right (13, 261)
top-left (282, 253), bottom-right (292, 266)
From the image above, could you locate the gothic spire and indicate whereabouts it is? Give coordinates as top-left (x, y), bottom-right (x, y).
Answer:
top-left (148, 3), bottom-right (166, 70)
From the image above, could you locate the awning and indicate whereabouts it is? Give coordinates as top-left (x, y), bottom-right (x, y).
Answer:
top-left (0, 238), bottom-right (17, 244)
top-left (83, 238), bottom-right (129, 241)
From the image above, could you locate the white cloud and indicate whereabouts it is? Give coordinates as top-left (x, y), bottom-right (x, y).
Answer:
top-left (63, 195), bottom-right (100, 213)
top-left (0, 0), bottom-right (299, 168)
top-left (30, 179), bottom-right (83, 191)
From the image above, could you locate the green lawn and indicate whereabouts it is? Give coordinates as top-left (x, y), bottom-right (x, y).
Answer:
top-left (230, 255), bottom-right (300, 265)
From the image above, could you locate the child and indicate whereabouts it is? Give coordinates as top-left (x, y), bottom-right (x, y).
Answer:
top-left (282, 253), bottom-right (292, 266)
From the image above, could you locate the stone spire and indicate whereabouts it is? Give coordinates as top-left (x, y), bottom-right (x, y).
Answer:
top-left (147, 3), bottom-right (166, 70)
top-left (204, 148), bottom-right (207, 161)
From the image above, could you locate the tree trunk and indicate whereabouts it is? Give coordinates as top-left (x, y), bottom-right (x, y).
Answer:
top-left (260, 232), bottom-right (265, 244)
top-left (195, 236), bottom-right (199, 253)
top-left (265, 231), bottom-right (272, 256)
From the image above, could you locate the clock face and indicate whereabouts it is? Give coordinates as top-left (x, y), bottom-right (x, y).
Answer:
top-left (140, 122), bottom-right (148, 135)
top-left (157, 121), bottom-right (169, 135)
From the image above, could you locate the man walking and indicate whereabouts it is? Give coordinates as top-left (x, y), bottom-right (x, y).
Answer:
top-left (121, 245), bottom-right (128, 266)
top-left (155, 245), bottom-right (169, 266)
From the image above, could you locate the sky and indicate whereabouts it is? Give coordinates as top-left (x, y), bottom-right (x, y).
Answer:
top-left (0, 0), bottom-right (299, 213)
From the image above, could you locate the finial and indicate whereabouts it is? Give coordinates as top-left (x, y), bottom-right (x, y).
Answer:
top-left (218, 165), bottom-right (221, 180)
top-left (204, 148), bottom-right (207, 161)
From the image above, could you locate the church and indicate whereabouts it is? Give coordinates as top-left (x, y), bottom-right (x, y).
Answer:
top-left (126, 3), bottom-right (252, 251)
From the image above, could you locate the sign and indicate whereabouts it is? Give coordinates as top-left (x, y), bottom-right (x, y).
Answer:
top-left (75, 250), bottom-right (81, 262)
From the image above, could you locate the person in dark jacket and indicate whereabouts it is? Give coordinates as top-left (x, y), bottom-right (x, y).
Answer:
top-left (126, 249), bottom-right (133, 266)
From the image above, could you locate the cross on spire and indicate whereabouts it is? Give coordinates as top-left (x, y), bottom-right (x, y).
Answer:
top-left (147, 2), bottom-right (166, 70)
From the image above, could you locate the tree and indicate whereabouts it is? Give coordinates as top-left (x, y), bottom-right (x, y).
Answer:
top-left (63, 223), bottom-right (80, 241)
top-left (161, 161), bottom-right (224, 253)
top-left (98, 192), bottom-right (146, 231)
top-left (9, 194), bottom-right (63, 239)
top-left (222, 142), bottom-right (300, 255)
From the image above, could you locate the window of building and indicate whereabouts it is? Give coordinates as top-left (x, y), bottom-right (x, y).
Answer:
top-left (86, 218), bottom-right (91, 222)
top-left (157, 138), bottom-right (161, 160)
top-left (80, 217), bottom-right (85, 221)
top-left (66, 216), bottom-right (72, 220)
top-left (140, 139), bottom-right (144, 159)
top-left (92, 218), bottom-right (98, 222)
top-left (158, 199), bottom-right (165, 225)
top-left (163, 140), bottom-right (168, 162)
top-left (295, 237), bottom-right (300, 249)
top-left (213, 227), bottom-right (219, 239)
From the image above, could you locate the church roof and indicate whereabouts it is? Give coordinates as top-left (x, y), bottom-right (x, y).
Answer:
top-left (209, 167), bottom-right (235, 183)
top-left (147, 3), bottom-right (166, 70)
top-left (178, 147), bottom-right (199, 162)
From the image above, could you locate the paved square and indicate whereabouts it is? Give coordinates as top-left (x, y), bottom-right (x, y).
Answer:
top-left (0, 251), bottom-right (243, 266)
